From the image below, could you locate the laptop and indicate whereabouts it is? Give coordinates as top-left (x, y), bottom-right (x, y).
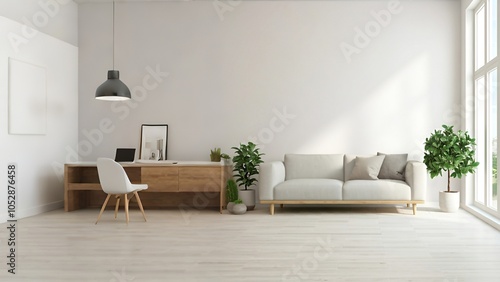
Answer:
top-left (114, 148), bottom-right (136, 163)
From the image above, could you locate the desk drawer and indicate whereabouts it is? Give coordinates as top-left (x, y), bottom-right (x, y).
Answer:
top-left (179, 167), bottom-right (221, 192)
top-left (141, 167), bottom-right (179, 192)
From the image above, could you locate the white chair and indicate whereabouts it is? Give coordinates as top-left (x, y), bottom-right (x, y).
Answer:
top-left (95, 158), bottom-right (148, 224)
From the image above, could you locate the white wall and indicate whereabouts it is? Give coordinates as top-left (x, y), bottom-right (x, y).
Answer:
top-left (78, 0), bottom-right (461, 201)
top-left (0, 0), bottom-right (78, 47)
top-left (0, 4), bottom-right (78, 222)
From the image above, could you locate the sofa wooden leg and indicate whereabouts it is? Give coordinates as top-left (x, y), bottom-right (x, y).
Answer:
top-left (280, 204), bottom-right (284, 209)
top-left (270, 204), bottom-right (275, 215)
top-left (412, 204), bottom-right (417, 215)
top-left (407, 203), bottom-right (410, 208)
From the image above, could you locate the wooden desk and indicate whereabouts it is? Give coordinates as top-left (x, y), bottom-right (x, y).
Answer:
top-left (64, 161), bottom-right (231, 213)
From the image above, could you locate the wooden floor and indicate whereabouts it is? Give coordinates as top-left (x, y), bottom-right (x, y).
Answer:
top-left (1, 205), bottom-right (500, 281)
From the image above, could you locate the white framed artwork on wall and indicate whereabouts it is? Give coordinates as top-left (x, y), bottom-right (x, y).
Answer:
top-left (139, 124), bottom-right (168, 161)
top-left (8, 58), bottom-right (47, 135)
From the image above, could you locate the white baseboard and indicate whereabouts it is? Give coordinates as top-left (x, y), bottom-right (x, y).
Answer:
top-left (462, 205), bottom-right (500, 231)
top-left (0, 200), bottom-right (63, 224)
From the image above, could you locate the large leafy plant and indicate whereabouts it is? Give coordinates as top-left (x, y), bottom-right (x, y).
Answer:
top-left (423, 125), bottom-right (479, 192)
top-left (231, 142), bottom-right (264, 190)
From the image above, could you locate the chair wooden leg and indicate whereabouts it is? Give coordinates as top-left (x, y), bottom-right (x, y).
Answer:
top-left (413, 204), bottom-right (417, 215)
top-left (407, 203), bottom-right (410, 208)
top-left (124, 193), bottom-right (129, 224)
top-left (270, 204), bottom-right (275, 215)
top-left (280, 204), bottom-right (284, 208)
top-left (114, 196), bottom-right (120, 219)
top-left (95, 194), bottom-right (111, 224)
top-left (134, 191), bottom-right (147, 222)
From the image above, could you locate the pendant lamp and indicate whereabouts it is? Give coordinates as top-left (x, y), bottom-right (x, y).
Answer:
top-left (95, 1), bottom-right (131, 101)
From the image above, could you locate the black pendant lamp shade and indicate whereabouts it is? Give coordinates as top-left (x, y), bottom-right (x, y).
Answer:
top-left (95, 70), bottom-right (131, 101)
top-left (95, 1), bottom-right (130, 101)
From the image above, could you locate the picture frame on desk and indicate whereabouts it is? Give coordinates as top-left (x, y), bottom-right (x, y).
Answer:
top-left (140, 124), bottom-right (168, 161)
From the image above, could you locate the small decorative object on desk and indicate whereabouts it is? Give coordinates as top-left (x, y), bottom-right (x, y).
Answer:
top-left (210, 147), bottom-right (221, 162)
top-left (221, 153), bottom-right (231, 166)
top-left (140, 124), bottom-right (168, 161)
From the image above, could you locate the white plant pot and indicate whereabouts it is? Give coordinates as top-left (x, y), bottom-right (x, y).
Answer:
top-left (439, 191), bottom-right (460, 212)
top-left (232, 203), bottom-right (247, 215)
top-left (238, 189), bottom-right (255, 211)
top-left (227, 202), bottom-right (235, 214)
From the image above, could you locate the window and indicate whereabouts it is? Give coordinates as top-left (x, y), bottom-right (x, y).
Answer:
top-left (488, 0), bottom-right (497, 60)
top-left (476, 4), bottom-right (485, 70)
top-left (476, 76), bottom-right (486, 205)
top-left (488, 69), bottom-right (497, 209)
top-left (473, 0), bottom-right (499, 216)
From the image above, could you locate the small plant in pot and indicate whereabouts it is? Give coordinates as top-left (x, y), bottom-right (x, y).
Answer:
top-left (210, 148), bottom-right (222, 162)
top-left (231, 142), bottom-right (264, 211)
top-left (423, 124), bottom-right (479, 212)
top-left (231, 199), bottom-right (247, 215)
top-left (226, 179), bottom-right (246, 214)
top-left (221, 153), bottom-right (231, 166)
top-left (226, 179), bottom-right (238, 213)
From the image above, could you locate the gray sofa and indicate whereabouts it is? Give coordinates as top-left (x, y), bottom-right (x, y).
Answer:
top-left (259, 154), bottom-right (427, 215)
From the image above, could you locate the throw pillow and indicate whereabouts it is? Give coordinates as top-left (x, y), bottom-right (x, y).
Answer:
top-left (349, 155), bottom-right (385, 180)
top-left (377, 152), bottom-right (408, 181)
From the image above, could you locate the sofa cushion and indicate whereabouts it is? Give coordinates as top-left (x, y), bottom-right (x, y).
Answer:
top-left (284, 154), bottom-right (344, 181)
top-left (274, 179), bottom-right (343, 200)
top-left (343, 179), bottom-right (411, 200)
top-left (344, 154), bottom-right (372, 180)
top-left (377, 152), bottom-right (408, 181)
top-left (349, 155), bottom-right (385, 180)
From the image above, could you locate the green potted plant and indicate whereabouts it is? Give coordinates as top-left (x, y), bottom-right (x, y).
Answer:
top-left (423, 124), bottom-right (479, 212)
top-left (226, 178), bottom-right (238, 212)
top-left (210, 147), bottom-right (221, 162)
top-left (221, 153), bottom-right (231, 166)
top-left (231, 142), bottom-right (264, 210)
top-left (226, 179), bottom-right (246, 214)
